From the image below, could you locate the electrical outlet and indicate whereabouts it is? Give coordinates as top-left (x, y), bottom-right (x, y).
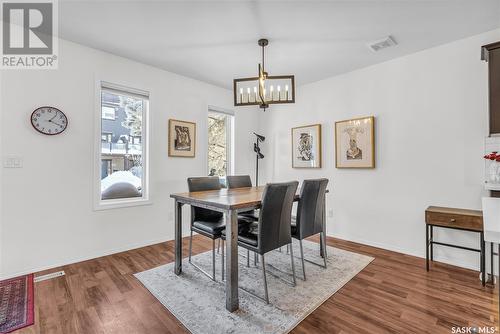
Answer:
top-left (328, 209), bottom-right (334, 218)
top-left (3, 156), bottom-right (23, 168)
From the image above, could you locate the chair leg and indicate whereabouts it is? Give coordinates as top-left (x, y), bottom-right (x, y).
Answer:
top-left (221, 239), bottom-right (225, 281)
top-left (247, 249), bottom-right (250, 267)
top-left (189, 230), bottom-right (193, 263)
top-left (212, 238), bottom-right (216, 281)
top-left (321, 232), bottom-right (327, 268)
top-left (299, 239), bottom-right (306, 280)
top-left (289, 242), bottom-right (297, 286)
top-left (286, 244), bottom-right (289, 254)
top-left (254, 252), bottom-right (257, 266)
top-left (217, 239), bottom-right (220, 254)
top-left (261, 254), bottom-right (269, 304)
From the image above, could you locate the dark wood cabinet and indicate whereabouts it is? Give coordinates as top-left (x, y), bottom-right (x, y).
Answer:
top-left (482, 41), bottom-right (500, 134)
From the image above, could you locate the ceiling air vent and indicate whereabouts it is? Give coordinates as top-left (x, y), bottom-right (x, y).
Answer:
top-left (368, 36), bottom-right (397, 52)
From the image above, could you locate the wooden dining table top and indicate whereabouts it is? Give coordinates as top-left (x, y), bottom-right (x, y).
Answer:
top-left (170, 185), bottom-right (328, 211)
top-left (170, 186), bottom-right (281, 210)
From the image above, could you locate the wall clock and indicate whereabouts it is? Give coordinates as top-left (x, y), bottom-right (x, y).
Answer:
top-left (30, 106), bottom-right (68, 135)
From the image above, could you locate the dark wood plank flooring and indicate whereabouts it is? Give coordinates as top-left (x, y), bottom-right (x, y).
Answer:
top-left (14, 236), bottom-right (498, 334)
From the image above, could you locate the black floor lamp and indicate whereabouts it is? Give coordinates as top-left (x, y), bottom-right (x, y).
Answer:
top-left (253, 133), bottom-right (265, 186)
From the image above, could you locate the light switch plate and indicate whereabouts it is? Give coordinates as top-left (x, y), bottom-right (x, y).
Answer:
top-left (3, 156), bottom-right (23, 168)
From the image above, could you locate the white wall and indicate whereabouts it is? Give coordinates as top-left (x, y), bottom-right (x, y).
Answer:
top-left (0, 39), bottom-right (258, 279)
top-left (260, 29), bottom-right (500, 271)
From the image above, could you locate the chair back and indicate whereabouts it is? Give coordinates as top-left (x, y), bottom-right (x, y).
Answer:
top-left (482, 197), bottom-right (500, 243)
top-left (258, 181), bottom-right (299, 253)
top-left (187, 177), bottom-right (222, 222)
top-left (227, 175), bottom-right (252, 189)
top-left (296, 178), bottom-right (329, 239)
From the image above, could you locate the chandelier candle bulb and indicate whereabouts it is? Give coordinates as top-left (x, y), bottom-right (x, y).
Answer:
top-left (285, 85), bottom-right (289, 101)
top-left (254, 86), bottom-right (257, 102)
top-left (277, 85), bottom-right (281, 101)
top-left (239, 88), bottom-right (243, 104)
top-left (247, 87), bottom-right (252, 103)
top-left (270, 85), bottom-right (274, 101)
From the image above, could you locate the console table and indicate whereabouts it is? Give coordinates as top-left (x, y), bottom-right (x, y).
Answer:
top-left (425, 206), bottom-right (485, 286)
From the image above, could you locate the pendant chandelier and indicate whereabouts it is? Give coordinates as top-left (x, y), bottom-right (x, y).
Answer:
top-left (233, 39), bottom-right (295, 111)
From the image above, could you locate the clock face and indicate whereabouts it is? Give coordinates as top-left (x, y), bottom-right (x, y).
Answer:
top-left (31, 107), bottom-right (68, 135)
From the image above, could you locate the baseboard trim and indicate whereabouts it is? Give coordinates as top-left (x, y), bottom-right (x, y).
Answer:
top-left (0, 236), bottom-right (176, 280)
top-left (329, 232), bottom-right (481, 272)
top-left (2, 231), bottom-right (481, 280)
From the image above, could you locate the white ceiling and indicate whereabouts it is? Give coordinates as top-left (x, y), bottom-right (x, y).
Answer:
top-left (59, 0), bottom-right (500, 89)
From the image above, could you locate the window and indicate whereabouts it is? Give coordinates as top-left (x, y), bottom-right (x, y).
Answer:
top-left (96, 82), bottom-right (149, 209)
top-left (101, 132), bottom-right (112, 143)
top-left (208, 108), bottom-right (234, 178)
top-left (102, 106), bottom-right (116, 120)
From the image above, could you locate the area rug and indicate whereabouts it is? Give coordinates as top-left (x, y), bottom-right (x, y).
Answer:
top-left (0, 274), bottom-right (34, 334)
top-left (135, 240), bottom-right (373, 334)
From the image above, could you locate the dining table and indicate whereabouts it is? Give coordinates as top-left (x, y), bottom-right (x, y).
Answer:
top-left (170, 185), bottom-right (327, 312)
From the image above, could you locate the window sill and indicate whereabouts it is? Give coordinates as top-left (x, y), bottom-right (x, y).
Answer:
top-left (94, 197), bottom-right (152, 211)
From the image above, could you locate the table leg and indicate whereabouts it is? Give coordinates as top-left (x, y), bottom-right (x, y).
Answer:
top-left (174, 200), bottom-right (183, 275)
top-left (430, 225), bottom-right (434, 261)
top-left (225, 210), bottom-right (239, 312)
top-left (481, 232), bottom-right (486, 287)
top-left (426, 224), bottom-right (429, 272)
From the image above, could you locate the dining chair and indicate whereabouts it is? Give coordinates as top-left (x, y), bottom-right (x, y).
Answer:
top-left (187, 176), bottom-right (251, 281)
top-left (226, 175), bottom-right (259, 222)
top-left (481, 197), bottom-right (500, 322)
top-left (221, 181), bottom-right (299, 304)
top-left (187, 177), bottom-right (224, 281)
top-left (292, 178), bottom-right (329, 280)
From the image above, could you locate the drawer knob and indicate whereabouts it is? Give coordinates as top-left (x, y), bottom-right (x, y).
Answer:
top-left (450, 218), bottom-right (456, 222)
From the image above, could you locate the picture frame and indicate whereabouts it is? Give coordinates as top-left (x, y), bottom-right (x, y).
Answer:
top-left (168, 119), bottom-right (196, 157)
top-left (335, 116), bottom-right (375, 168)
top-left (291, 124), bottom-right (322, 168)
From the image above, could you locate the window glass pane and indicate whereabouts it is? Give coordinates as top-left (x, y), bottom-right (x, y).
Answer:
top-left (208, 113), bottom-right (227, 177)
top-left (101, 90), bottom-right (145, 201)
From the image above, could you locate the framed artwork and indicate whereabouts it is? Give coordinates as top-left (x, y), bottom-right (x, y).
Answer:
top-left (168, 119), bottom-right (196, 157)
top-left (335, 116), bottom-right (375, 168)
top-left (291, 124), bottom-right (322, 168)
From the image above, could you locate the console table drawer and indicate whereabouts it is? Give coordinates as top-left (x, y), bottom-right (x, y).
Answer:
top-left (425, 206), bottom-right (483, 231)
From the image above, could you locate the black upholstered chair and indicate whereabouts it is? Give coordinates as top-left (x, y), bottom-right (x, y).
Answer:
top-left (222, 181), bottom-right (299, 304)
top-left (226, 175), bottom-right (258, 222)
top-left (187, 177), bottom-right (224, 281)
top-left (292, 178), bottom-right (329, 280)
top-left (187, 176), bottom-right (251, 281)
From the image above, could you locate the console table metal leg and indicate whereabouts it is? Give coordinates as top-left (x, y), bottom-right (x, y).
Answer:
top-left (491, 242), bottom-right (494, 284)
top-left (481, 232), bottom-right (486, 286)
top-left (426, 224), bottom-right (430, 272)
top-left (430, 225), bottom-right (433, 261)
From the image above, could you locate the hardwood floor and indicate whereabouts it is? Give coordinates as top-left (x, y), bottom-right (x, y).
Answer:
top-left (15, 236), bottom-right (498, 334)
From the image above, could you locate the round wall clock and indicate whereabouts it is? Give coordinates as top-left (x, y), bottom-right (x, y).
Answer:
top-left (30, 106), bottom-right (68, 135)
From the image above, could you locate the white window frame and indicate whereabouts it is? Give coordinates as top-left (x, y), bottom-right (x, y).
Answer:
top-left (94, 80), bottom-right (151, 211)
top-left (207, 105), bottom-right (235, 179)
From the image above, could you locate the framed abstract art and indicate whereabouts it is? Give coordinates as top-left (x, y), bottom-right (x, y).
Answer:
top-left (291, 124), bottom-right (322, 168)
top-left (168, 119), bottom-right (196, 157)
top-left (335, 116), bottom-right (375, 168)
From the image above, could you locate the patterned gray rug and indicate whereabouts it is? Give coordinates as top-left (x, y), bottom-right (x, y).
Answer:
top-left (135, 240), bottom-right (373, 334)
